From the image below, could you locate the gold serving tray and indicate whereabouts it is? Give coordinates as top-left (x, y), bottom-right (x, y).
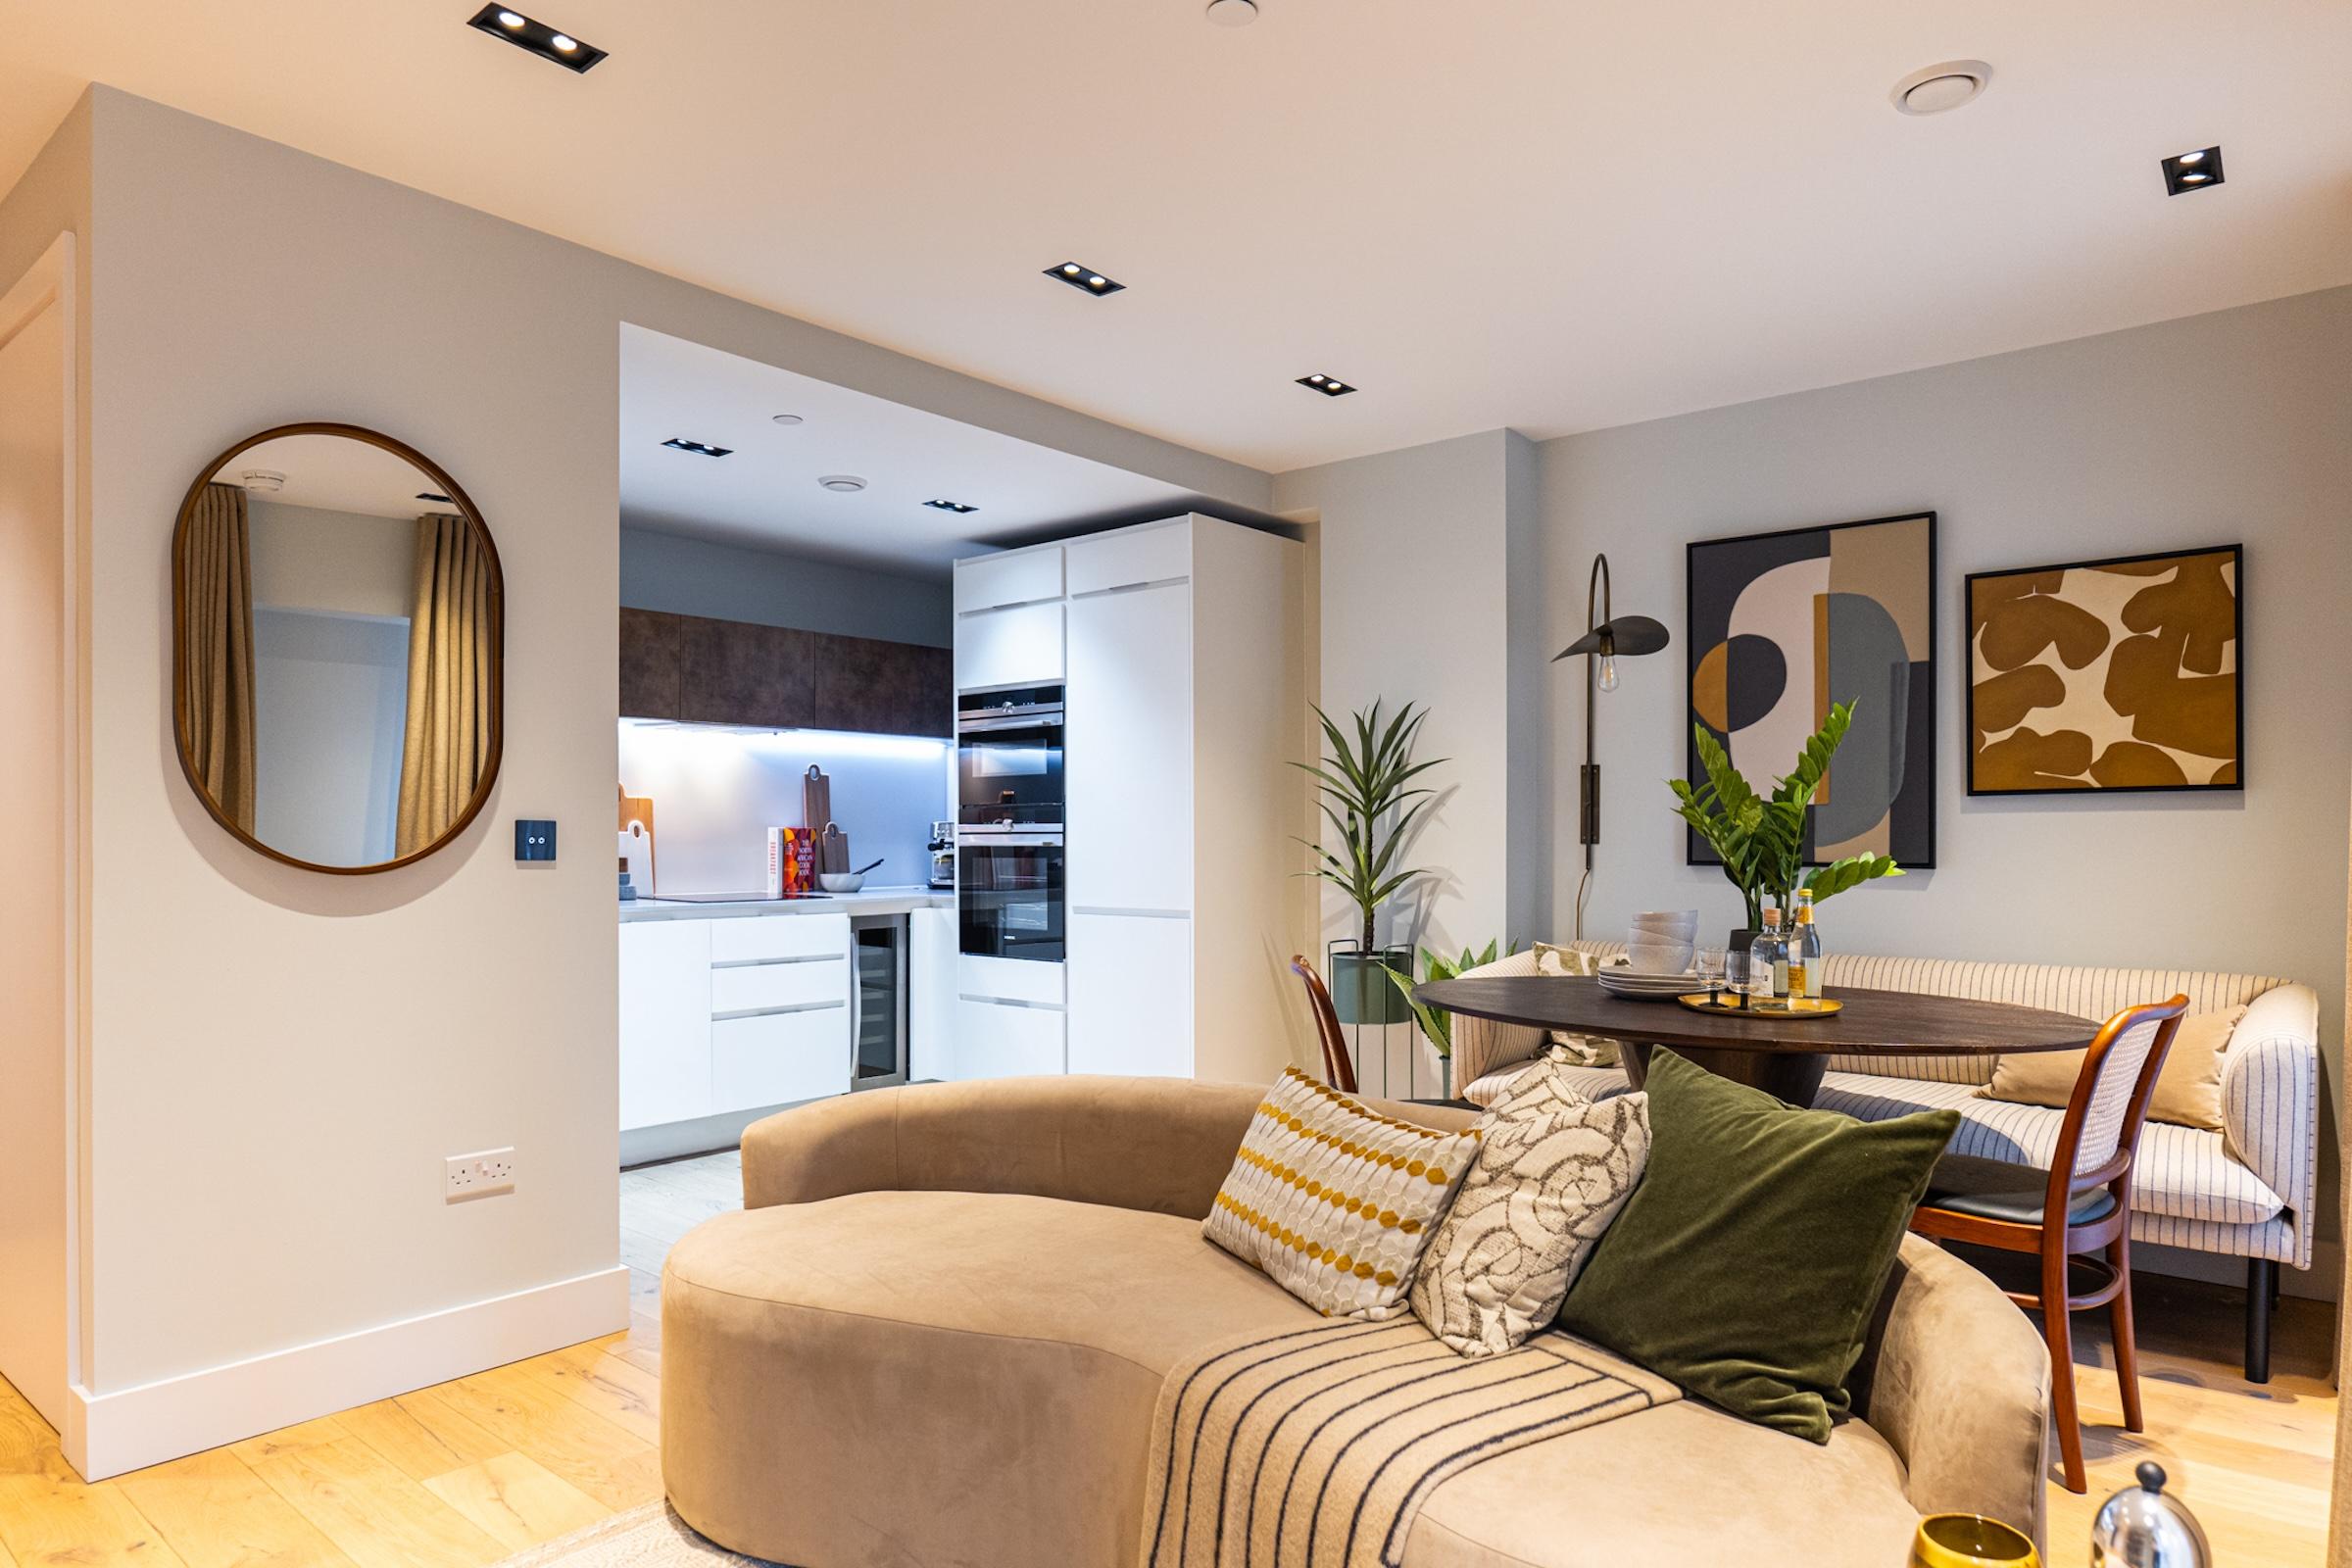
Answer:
top-left (1676, 994), bottom-right (1844, 1018)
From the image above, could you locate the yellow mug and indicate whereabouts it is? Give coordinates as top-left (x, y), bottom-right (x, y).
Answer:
top-left (1911, 1514), bottom-right (2039, 1568)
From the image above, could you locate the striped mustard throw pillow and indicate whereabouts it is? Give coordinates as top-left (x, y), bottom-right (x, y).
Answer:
top-left (1203, 1068), bottom-right (1483, 1319)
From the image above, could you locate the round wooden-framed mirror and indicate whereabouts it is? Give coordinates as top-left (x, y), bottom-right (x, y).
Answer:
top-left (170, 422), bottom-right (505, 874)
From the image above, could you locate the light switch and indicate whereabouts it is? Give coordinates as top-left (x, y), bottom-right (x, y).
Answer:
top-left (515, 819), bottom-right (558, 862)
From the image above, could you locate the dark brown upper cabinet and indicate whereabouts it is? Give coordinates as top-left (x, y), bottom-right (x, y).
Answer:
top-left (618, 609), bottom-right (683, 719)
top-left (620, 610), bottom-right (949, 738)
top-left (813, 635), bottom-right (953, 738)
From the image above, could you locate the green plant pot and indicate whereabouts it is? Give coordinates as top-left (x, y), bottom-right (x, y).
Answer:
top-left (1331, 947), bottom-right (1414, 1025)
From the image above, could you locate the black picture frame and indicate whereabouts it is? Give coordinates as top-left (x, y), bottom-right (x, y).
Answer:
top-left (1963, 543), bottom-right (2244, 797)
top-left (1685, 511), bottom-right (1939, 870)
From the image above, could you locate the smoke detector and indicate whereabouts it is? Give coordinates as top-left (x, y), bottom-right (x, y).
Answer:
top-left (1890, 61), bottom-right (1992, 117)
top-left (817, 475), bottom-right (868, 493)
top-left (1205, 0), bottom-right (1258, 25)
top-left (241, 469), bottom-right (286, 493)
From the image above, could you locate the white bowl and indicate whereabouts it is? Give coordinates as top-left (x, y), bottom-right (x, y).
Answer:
top-left (816, 872), bottom-right (866, 893)
top-left (1627, 942), bottom-right (1692, 975)
top-left (1631, 909), bottom-right (1700, 932)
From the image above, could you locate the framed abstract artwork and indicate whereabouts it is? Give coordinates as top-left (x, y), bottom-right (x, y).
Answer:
top-left (1965, 544), bottom-right (2242, 795)
top-left (1686, 512), bottom-right (1936, 868)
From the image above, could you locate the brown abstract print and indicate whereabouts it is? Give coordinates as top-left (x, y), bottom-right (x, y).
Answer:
top-left (1968, 546), bottom-right (2240, 793)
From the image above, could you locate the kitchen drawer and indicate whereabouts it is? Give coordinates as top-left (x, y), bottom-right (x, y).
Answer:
top-left (955, 602), bottom-right (1063, 690)
top-left (953, 998), bottom-right (1065, 1081)
top-left (955, 546), bottom-right (1063, 613)
top-left (711, 1007), bottom-right (848, 1113)
top-left (956, 952), bottom-right (1064, 1004)
top-left (710, 956), bottom-right (846, 1015)
top-left (1067, 520), bottom-right (1191, 596)
top-left (709, 913), bottom-right (850, 964)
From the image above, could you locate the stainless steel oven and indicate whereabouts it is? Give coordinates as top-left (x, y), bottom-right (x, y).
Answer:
top-left (956, 685), bottom-right (1063, 831)
top-left (956, 831), bottom-right (1064, 962)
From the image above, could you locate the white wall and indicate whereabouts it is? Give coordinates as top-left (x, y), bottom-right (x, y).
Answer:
top-left (619, 525), bottom-right (952, 647)
top-left (1538, 285), bottom-right (2352, 1244)
top-left (2, 85), bottom-right (1271, 1476)
top-left (616, 722), bottom-right (950, 895)
top-left (249, 499), bottom-right (414, 620)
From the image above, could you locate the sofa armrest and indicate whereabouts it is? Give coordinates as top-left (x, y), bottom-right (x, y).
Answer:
top-left (2221, 984), bottom-right (2321, 1265)
top-left (1450, 950), bottom-right (1548, 1089)
top-left (1857, 1237), bottom-right (2051, 1554)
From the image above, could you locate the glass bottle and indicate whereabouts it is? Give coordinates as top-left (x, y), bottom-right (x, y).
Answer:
top-left (1749, 908), bottom-right (1787, 1003)
top-left (1790, 889), bottom-right (1823, 1002)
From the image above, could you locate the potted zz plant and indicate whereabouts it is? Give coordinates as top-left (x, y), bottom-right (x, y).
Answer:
top-left (1385, 941), bottom-right (1515, 1102)
top-left (1669, 698), bottom-right (1904, 956)
top-left (1297, 700), bottom-right (1445, 1026)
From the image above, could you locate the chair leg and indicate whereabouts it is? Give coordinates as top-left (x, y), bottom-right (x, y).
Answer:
top-left (2107, 1235), bottom-right (2142, 1434)
top-left (2041, 1247), bottom-right (2087, 1494)
top-left (2245, 1258), bottom-right (2276, 1385)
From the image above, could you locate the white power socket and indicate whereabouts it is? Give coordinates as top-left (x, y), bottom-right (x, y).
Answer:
top-left (444, 1148), bottom-right (517, 1203)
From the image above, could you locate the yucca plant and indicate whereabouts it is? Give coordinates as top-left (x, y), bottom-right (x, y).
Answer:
top-left (1296, 701), bottom-right (1446, 1022)
top-left (1669, 698), bottom-right (1904, 931)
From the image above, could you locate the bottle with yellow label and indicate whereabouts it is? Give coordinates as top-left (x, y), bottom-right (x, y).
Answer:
top-left (1789, 889), bottom-right (1823, 1002)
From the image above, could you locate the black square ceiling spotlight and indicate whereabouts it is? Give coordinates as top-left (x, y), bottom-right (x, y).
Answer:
top-left (2162, 146), bottom-right (2225, 195)
top-left (1045, 262), bottom-right (1125, 297)
top-left (466, 5), bottom-right (608, 73)
top-left (1297, 374), bottom-right (1356, 397)
top-left (923, 499), bottom-right (980, 514)
top-left (661, 438), bottom-right (733, 458)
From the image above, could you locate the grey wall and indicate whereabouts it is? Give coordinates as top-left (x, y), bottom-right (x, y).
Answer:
top-left (619, 525), bottom-right (951, 647)
top-left (1536, 285), bottom-right (2352, 1254)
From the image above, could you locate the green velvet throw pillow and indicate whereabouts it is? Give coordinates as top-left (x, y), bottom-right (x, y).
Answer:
top-left (1554, 1049), bottom-right (1959, 1443)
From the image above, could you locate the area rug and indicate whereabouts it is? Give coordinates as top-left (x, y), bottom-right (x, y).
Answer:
top-left (493, 1503), bottom-right (783, 1568)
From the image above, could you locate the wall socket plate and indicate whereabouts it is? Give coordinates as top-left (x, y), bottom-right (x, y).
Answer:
top-left (445, 1148), bottom-right (516, 1203)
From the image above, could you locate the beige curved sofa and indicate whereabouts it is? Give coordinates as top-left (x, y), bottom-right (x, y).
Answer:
top-left (662, 1076), bottom-right (2051, 1568)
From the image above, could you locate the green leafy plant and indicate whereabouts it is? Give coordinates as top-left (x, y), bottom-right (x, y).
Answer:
top-left (1383, 940), bottom-right (1515, 1061)
top-left (1669, 698), bottom-right (1904, 930)
top-left (1295, 700), bottom-right (1446, 960)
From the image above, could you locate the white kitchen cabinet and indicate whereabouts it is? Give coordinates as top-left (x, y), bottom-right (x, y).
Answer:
top-left (954, 602), bottom-right (1064, 690)
top-left (619, 920), bottom-right (712, 1132)
top-left (711, 1007), bottom-right (849, 1113)
top-left (955, 545), bottom-right (1063, 613)
top-left (909, 906), bottom-right (957, 1081)
top-left (1066, 522), bottom-right (1189, 596)
top-left (1066, 912), bottom-right (1192, 1078)
top-left (710, 912), bottom-right (849, 963)
top-left (954, 998), bottom-right (1066, 1080)
top-left (710, 956), bottom-right (850, 1015)
top-left (1065, 580), bottom-right (1193, 913)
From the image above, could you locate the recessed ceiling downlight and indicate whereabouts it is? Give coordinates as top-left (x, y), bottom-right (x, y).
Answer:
top-left (769, 414), bottom-right (805, 426)
top-left (1205, 0), bottom-right (1259, 25)
top-left (1890, 60), bottom-right (1992, 117)
top-left (818, 475), bottom-right (868, 493)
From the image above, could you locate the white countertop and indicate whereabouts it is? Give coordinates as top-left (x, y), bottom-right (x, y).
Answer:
top-left (619, 885), bottom-right (953, 923)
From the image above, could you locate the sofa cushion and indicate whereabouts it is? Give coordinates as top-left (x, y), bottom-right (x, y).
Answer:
top-left (1463, 1058), bottom-right (1629, 1108)
top-left (1981, 1006), bottom-right (2239, 1132)
top-left (663, 1188), bottom-right (1926, 1568)
top-left (1814, 1071), bottom-right (2284, 1226)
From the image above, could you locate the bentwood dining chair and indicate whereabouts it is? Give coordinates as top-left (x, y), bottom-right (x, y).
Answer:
top-left (1908, 994), bottom-right (2189, 1494)
top-left (1290, 956), bottom-right (1358, 1095)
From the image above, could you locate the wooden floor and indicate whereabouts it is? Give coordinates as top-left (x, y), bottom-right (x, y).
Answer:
top-left (0, 1147), bottom-right (2333, 1566)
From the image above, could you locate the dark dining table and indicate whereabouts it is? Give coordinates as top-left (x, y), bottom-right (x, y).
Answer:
top-left (1412, 974), bottom-right (2101, 1108)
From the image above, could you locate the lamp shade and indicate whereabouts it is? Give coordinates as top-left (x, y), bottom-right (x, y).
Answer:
top-left (1551, 614), bottom-right (1670, 662)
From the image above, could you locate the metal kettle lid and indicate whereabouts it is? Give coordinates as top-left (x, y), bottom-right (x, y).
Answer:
top-left (2090, 1462), bottom-right (2211, 1568)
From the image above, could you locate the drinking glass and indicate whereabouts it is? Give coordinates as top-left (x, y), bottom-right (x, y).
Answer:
top-left (1693, 947), bottom-right (1726, 1004)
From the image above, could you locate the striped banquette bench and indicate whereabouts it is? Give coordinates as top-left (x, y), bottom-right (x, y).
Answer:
top-left (1453, 944), bottom-right (2320, 1382)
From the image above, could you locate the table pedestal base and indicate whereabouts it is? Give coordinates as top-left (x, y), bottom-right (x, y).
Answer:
top-left (1623, 1043), bottom-right (1828, 1109)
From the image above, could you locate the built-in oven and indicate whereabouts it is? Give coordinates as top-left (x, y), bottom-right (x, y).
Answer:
top-left (957, 831), bottom-right (1065, 963)
top-left (956, 685), bottom-right (1063, 831)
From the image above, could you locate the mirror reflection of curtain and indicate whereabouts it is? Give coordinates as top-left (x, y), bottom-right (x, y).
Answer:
top-left (180, 482), bottom-right (258, 832)
top-left (395, 514), bottom-right (494, 857)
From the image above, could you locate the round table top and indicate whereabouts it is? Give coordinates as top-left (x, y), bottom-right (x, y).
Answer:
top-left (1412, 975), bottom-right (2100, 1058)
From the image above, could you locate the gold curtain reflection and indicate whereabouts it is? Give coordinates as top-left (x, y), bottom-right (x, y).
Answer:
top-left (180, 482), bottom-right (258, 833)
top-left (395, 514), bottom-right (495, 857)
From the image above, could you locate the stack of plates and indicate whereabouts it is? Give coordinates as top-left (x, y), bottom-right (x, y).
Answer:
top-left (1596, 968), bottom-right (1696, 1003)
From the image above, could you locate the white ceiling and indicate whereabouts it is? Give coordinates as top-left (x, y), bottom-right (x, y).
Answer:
top-left (6, 2), bottom-right (2348, 472)
top-left (221, 432), bottom-right (444, 518)
top-left (619, 325), bottom-right (1195, 572)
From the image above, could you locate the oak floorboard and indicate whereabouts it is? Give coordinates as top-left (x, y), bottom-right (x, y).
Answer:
top-left (423, 1452), bottom-right (607, 1551)
top-left (418, 1371), bottom-right (662, 1513)
top-left (226, 1416), bottom-right (350, 1469)
top-left (524, 1348), bottom-right (662, 1446)
top-left (115, 1447), bottom-right (361, 1568)
top-left (245, 1437), bottom-right (502, 1568)
top-left (0, 1448), bottom-right (191, 1568)
top-left (336, 1396), bottom-right (507, 1486)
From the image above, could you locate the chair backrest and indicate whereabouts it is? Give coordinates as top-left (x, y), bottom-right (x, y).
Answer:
top-left (2046, 995), bottom-right (2188, 1213)
top-left (1290, 956), bottom-right (1357, 1095)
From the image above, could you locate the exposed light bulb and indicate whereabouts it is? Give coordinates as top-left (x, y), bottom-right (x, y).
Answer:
top-left (1596, 654), bottom-right (1620, 693)
top-left (550, 32), bottom-right (578, 51)
top-left (2179, 150), bottom-right (2206, 165)
top-left (497, 9), bottom-right (524, 25)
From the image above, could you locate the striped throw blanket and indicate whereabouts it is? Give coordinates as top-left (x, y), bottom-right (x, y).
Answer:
top-left (1139, 1318), bottom-right (1678, 1568)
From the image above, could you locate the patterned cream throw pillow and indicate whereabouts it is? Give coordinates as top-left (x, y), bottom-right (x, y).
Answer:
top-left (1411, 1058), bottom-right (1651, 1357)
top-left (1532, 941), bottom-right (1620, 1066)
top-left (1204, 1068), bottom-right (1482, 1319)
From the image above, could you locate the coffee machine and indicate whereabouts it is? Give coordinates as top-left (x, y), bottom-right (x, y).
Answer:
top-left (925, 820), bottom-right (956, 889)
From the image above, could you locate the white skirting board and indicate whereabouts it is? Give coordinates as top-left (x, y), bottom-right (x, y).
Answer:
top-left (63, 1263), bottom-right (630, 1481)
